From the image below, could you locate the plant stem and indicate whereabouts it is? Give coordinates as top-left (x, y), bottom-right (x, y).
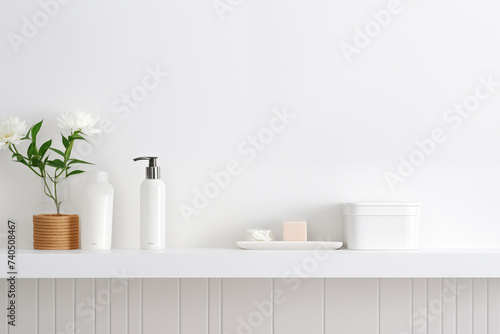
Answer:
top-left (42, 176), bottom-right (59, 214)
top-left (53, 174), bottom-right (60, 214)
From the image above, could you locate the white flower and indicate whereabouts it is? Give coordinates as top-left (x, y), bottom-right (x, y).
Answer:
top-left (57, 111), bottom-right (101, 135)
top-left (0, 117), bottom-right (27, 150)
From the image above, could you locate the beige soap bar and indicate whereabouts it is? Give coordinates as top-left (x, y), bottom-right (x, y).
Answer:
top-left (283, 221), bottom-right (307, 241)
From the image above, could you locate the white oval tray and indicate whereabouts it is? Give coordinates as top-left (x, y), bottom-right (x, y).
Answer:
top-left (237, 241), bottom-right (343, 250)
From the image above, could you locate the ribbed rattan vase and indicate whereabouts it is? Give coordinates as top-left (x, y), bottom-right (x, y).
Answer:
top-left (33, 214), bottom-right (79, 250)
top-left (33, 177), bottom-right (79, 250)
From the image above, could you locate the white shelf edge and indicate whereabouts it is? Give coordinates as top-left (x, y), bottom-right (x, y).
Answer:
top-left (2, 248), bottom-right (500, 278)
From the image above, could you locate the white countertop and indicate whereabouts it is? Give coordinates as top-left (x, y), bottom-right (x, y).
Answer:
top-left (2, 248), bottom-right (500, 278)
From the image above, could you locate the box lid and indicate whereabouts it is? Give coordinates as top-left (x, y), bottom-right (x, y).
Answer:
top-left (343, 202), bottom-right (421, 216)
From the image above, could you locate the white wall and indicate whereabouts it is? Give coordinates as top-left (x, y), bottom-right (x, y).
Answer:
top-left (0, 0), bottom-right (499, 249)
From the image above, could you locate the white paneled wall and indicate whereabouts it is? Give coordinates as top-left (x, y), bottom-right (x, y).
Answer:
top-left (325, 278), bottom-right (378, 334)
top-left (380, 279), bottom-right (412, 333)
top-left (3, 278), bottom-right (500, 334)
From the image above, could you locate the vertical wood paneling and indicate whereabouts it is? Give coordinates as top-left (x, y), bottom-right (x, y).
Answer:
top-left (274, 278), bottom-right (323, 334)
top-left (380, 278), bottom-right (411, 334)
top-left (427, 278), bottom-right (442, 334)
top-left (128, 279), bottom-right (142, 334)
top-left (181, 278), bottom-right (208, 334)
top-left (0, 278), bottom-right (7, 332)
top-left (9, 279), bottom-right (37, 334)
top-left (95, 278), bottom-right (110, 334)
top-left (412, 278), bottom-right (427, 334)
top-left (325, 278), bottom-right (378, 334)
top-left (39, 278), bottom-right (55, 333)
top-left (456, 278), bottom-right (473, 334)
top-left (442, 278), bottom-right (457, 334)
top-left (222, 279), bottom-right (272, 334)
top-left (76, 278), bottom-right (95, 334)
top-left (110, 277), bottom-right (128, 334)
top-left (143, 278), bottom-right (179, 334)
top-left (209, 278), bottom-right (221, 334)
top-left (473, 278), bottom-right (488, 333)
top-left (4, 276), bottom-right (500, 332)
top-left (489, 278), bottom-right (500, 333)
top-left (56, 278), bottom-right (75, 334)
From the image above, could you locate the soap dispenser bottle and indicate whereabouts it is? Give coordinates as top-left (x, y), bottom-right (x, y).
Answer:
top-left (133, 157), bottom-right (166, 249)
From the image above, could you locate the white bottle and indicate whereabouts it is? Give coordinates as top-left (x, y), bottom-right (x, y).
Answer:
top-left (80, 171), bottom-right (114, 250)
top-left (134, 157), bottom-right (166, 249)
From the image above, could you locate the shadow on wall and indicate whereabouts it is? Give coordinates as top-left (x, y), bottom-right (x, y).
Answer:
top-left (300, 203), bottom-right (344, 243)
top-left (247, 203), bottom-right (344, 243)
top-left (181, 203), bottom-right (345, 249)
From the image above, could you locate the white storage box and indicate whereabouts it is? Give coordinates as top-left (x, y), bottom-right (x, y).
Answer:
top-left (343, 202), bottom-right (420, 250)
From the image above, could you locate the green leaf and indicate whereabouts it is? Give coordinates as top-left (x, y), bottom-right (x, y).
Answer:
top-left (11, 151), bottom-right (28, 166)
top-left (39, 139), bottom-right (52, 158)
top-left (12, 153), bottom-right (25, 163)
top-left (61, 134), bottom-right (69, 149)
top-left (21, 125), bottom-right (34, 140)
top-left (31, 156), bottom-right (42, 168)
top-left (65, 145), bottom-right (72, 162)
top-left (27, 141), bottom-right (37, 159)
top-left (68, 134), bottom-right (85, 142)
top-left (13, 157), bottom-right (28, 166)
top-left (31, 120), bottom-right (43, 140)
top-left (67, 170), bottom-right (85, 177)
top-left (49, 147), bottom-right (65, 157)
top-left (47, 159), bottom-right (66, 169)
top-left (68, 159), bottom-right (94, 166)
